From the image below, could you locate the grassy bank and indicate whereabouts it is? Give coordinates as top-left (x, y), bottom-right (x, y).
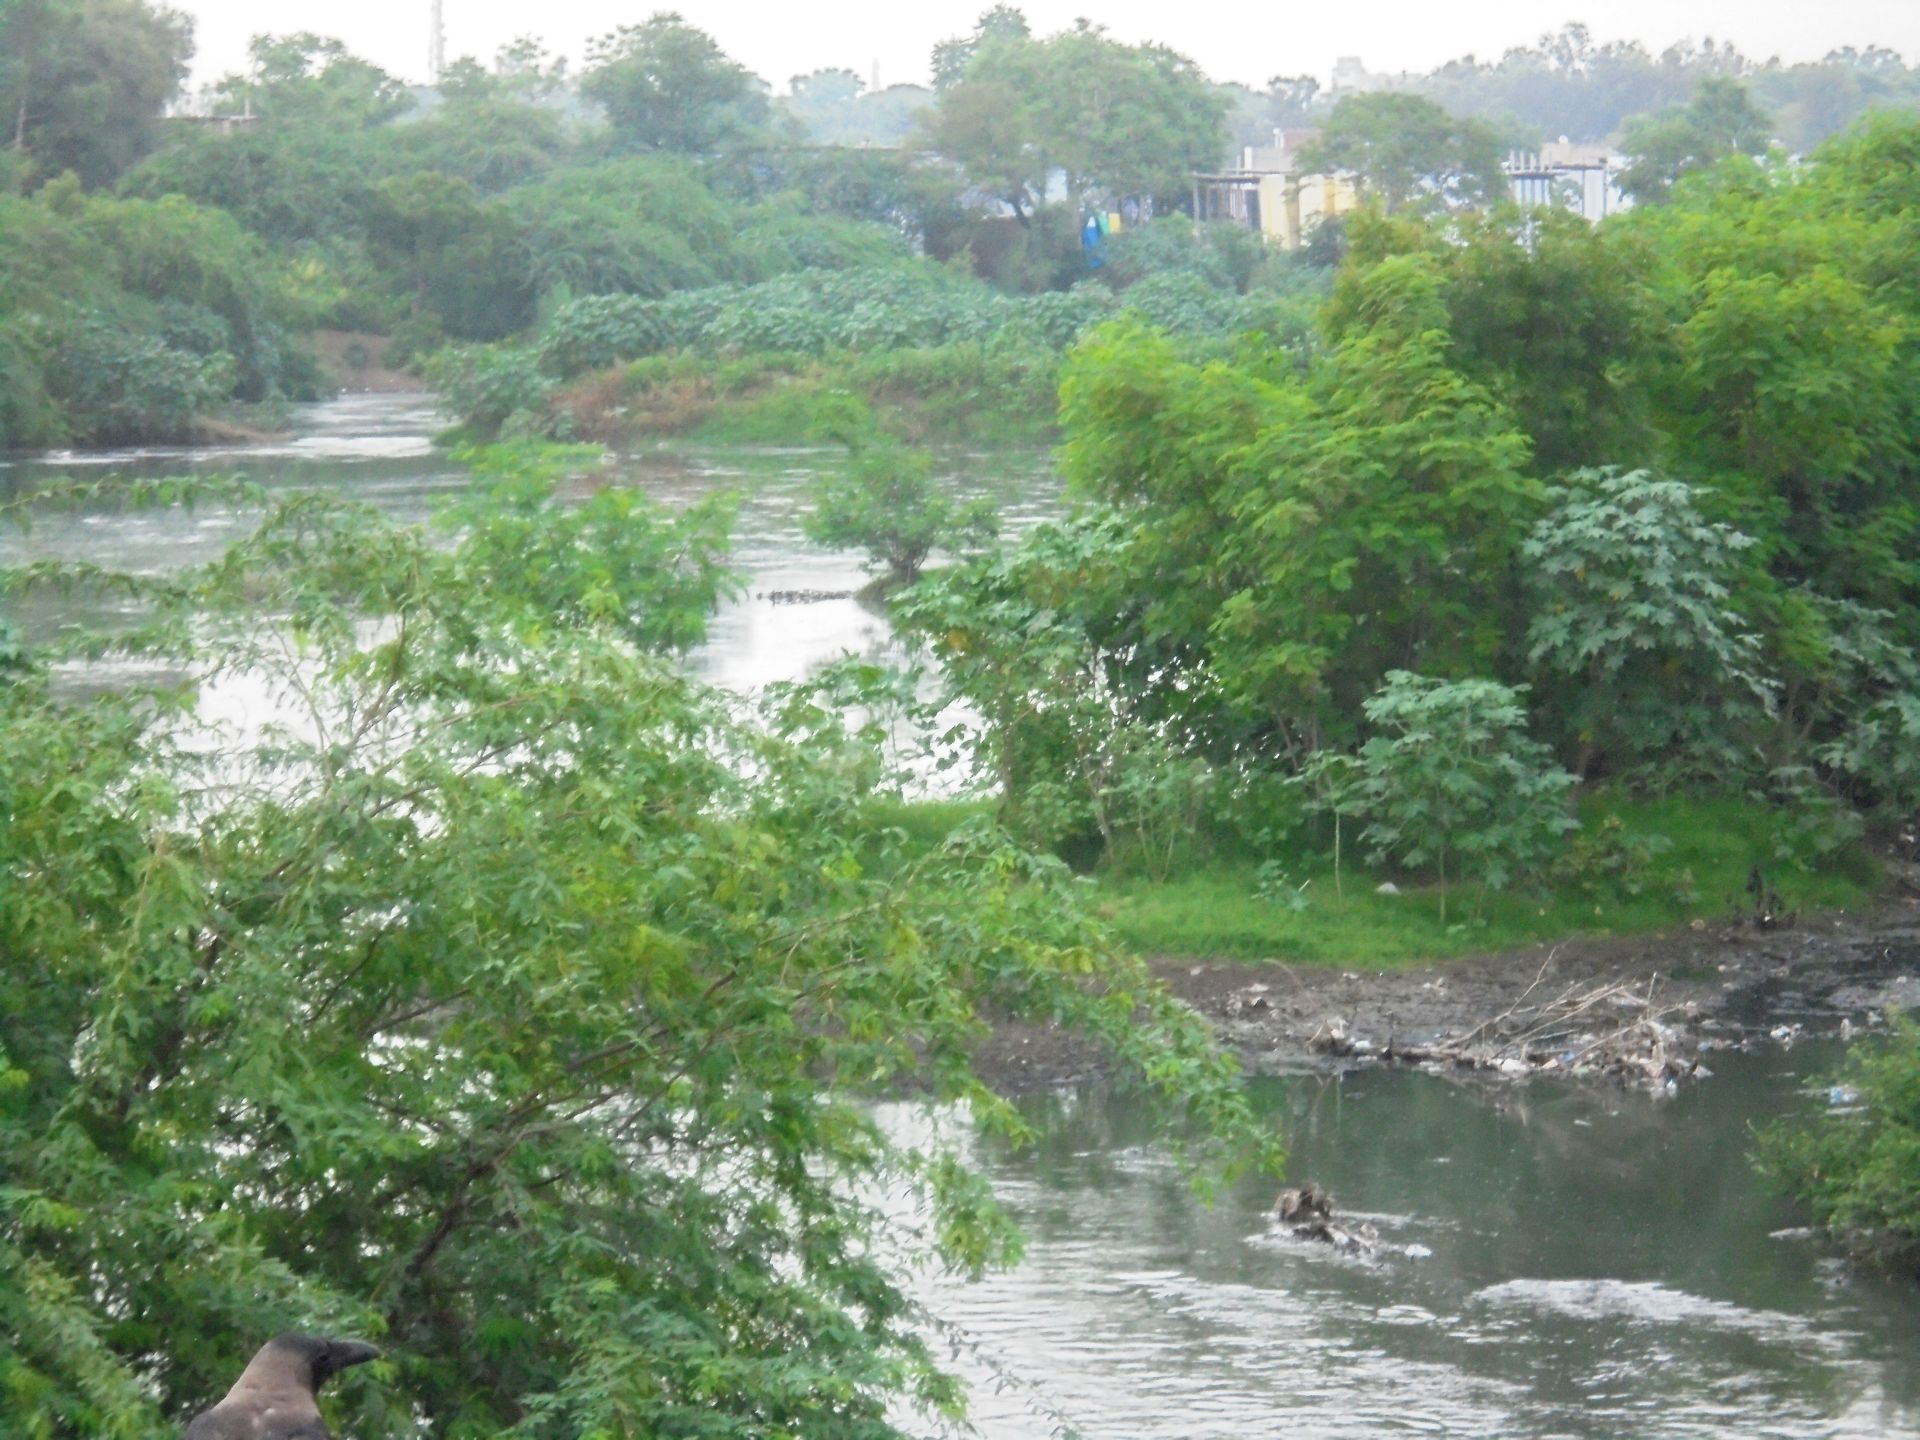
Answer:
top-left (866, 791), bottom-right (1883, 971)
top-left (550, 344), bottom-right (1065, 448)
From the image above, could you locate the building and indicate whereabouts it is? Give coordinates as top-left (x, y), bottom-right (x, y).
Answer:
top-left (1502, 144), bottom-right (1630, 223)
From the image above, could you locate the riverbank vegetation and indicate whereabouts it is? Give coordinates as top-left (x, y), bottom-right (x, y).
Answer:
top-left (885, 116), bottom-right (1920, 916)
top-left (1759, 1015), bottom-right (1920, 1272)
top-left (0, 451), bottom-right (1278, 1435)
top-left (8, 0), bottom-right (1920, 1417)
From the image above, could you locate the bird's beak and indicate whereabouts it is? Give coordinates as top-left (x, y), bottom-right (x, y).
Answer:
top-left (327, 1340), bottom-right (382, 1373)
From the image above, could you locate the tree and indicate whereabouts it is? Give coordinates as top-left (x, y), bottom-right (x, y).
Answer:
top-left (1264, 73), bottom-right (1321, 128)
top-left (214, 32), bottom-right (410, 127)
top-left (1296, 92), bottom-right (1505, 214)
top-left (1522, 468), bottom-right (1772, 777)
top-left (802, 399), bottom-right (997, 587)
top-left (1342, 672), bottom-right (1578, 920)
top-left (1617, 76), bottom-right (1773, 203)
top-left (364, 172), bottom-right (531, 340)
top-left (581, 12), bottom-right (770, 154)
top-left (929, 4), bottom-right (1030, 90)
top-left (0, 449), bottom-right (1276, 1436)
top-left (920, 22), bottom-right (1227, 225)
top-left (1, 0), bottom-right (193, 184)
top-left (1758, 1012), bottom-right (1920, 1270)
top-left (1059, 255), bottom-right (1541, 754)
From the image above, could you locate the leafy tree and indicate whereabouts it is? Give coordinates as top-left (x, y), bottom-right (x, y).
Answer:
top-left (1, 0), bottom-right (193, 184)
top-left (929, 4), bottom-right (1031, 90)
top-left (0, 449), bottom-right (1276, 1436)
top-left (1061, 255), bottom-right (1540, 754)
top-left (388, 88), bottom-right (570, 194)
top-left (504, 157), bottom-right (740, 299)
top-left (897, 512), bottom-right (1209, 868)
top-left (1416, 24), bottom-right (1688, 144)
top-left (581, 12), bottom-right (770, 154)
top-left (1398, 208), bottom-right (1654, 474)
top-left (920, 22), bottom-right (1227, 225)
top-left (1617, 76), bottom-right (1774, 203)
top-left (803, 397), bottom-right (997, 587)
top-left (365, 172), bottom-right (531, 340)
top-left (1264, 73), bottom-right (1322, 129)
top-left (1341, 671), bottom-right (1578, 920)
top-left (213, 32), bottom-right (410, 128)
top-left (1522, 468), bottom-right (1772, 777)
top-left (1296, 92), bottom-right (1505, 215)
top-left (782, 70), bottom-right (932, 148)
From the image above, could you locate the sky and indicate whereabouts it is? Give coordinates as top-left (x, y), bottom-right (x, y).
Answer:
top-left (172, 1), bottom-right (1920, 97)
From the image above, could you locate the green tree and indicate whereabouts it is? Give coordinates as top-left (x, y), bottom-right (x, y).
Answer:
top-left (897, 512), bottom-right (1209, 869)
top-left (1060, 255), bottom-right (1541, 754)
top-left (1617, 76), bottom-right (1774, 203)
top-left (503, 157), bottom-right (740, 299)
top-left (929, 4), bottom-right (1031, 90)
top-left (1, 0), bottom-right (193, 184)
top-left (365, 172), bottom-right (531, 340)
top-left (1296, 92), bottom-right (1505, 215)
top-left (1522, 468), bottom-right (1772, 777)
top-left (1758, 1012), bottom-right (1920, 1270)
top-left (1342, 672), bottom-right (1579, 920)
top-left (920, 22), bottom-right (1227, 225)
top-left (0, 450), bottom-right (1275, 1436)
top-left (803, 399), bottom-right (997, 587)
top-left (213, 32), bottom-right (410, 127)
top-left (581, 12), bottom-right (770, 154)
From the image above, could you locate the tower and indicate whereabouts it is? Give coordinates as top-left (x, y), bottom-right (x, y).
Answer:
top-left (428, 0), bottom-right (446, 81)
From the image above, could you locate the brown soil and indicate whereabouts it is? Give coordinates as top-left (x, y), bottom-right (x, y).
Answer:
top-left (969, 878), bottom-right (1920, 1093)
top-left (311, 330), bottom-right (428, 395)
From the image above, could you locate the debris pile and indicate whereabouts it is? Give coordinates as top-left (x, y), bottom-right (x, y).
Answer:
top-left (1318, 967), bottom-right (1710, 1094)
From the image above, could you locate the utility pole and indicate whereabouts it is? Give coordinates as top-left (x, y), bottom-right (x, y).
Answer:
top-left (428, 0), bottom-right (446, 82)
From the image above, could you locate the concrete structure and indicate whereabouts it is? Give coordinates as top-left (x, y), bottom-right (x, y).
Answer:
top-left (1192, 166), bottom-right (1363, 249)
top-left (1503, 147), bottom-right (1630, 222)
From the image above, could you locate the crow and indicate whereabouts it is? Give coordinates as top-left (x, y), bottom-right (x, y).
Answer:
top-left (185, 1333), bottom-right (380, 1440)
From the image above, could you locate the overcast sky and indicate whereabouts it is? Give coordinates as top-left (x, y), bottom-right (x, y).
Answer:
top-left (173, 1), bottom-right (1920, 97)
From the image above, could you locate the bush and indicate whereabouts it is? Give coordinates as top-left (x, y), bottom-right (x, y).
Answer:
top-left (1758, 1012), bottom-right (1920, 1270)
top-left (44, 315), bottom-right (231, 444)
top-left (425, 344), bottom-right (556, 439)
top-left (538, 294), bottom-right (670, 377)
top-left (1341, 672), bottom-right (1579, 920)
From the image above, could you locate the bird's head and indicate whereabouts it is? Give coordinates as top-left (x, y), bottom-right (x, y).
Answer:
top-left (265, 1333), bottom-right (381, 1394)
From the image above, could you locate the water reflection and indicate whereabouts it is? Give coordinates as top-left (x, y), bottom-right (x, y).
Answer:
top-left (894, 1045), bottom-right (1920, 1438)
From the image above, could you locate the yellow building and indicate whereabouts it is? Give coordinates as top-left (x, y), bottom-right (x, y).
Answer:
top-left (1191, 169), bottom-right (1364, 250)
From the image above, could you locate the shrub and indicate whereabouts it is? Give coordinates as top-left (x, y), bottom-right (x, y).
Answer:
top-left (1758, 1011), bottom-right (1920, 1271)
top-left (43, 314), bottom-right (231, 444)
top-left (426, 344), bottom-right (556, 439)
top-left (1344, 672), bottom-right (1579, 920)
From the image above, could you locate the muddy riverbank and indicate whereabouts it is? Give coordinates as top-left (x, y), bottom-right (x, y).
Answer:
top-left (973, 883), bottom-right (1920, 1091)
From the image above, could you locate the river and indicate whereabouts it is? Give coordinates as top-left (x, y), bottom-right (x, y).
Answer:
top-left (5, 394), bottom-right (1918, 1437)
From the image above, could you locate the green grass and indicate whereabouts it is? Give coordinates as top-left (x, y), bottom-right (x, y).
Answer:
top-left (868, 790), bottom-right (1883, 971)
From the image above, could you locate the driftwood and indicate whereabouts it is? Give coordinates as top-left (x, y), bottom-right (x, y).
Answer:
top-left (1313, 962), bottom-right (1710, 1094)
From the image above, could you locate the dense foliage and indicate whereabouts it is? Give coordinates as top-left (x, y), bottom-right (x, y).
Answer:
top-left (1759, 1013), bottom-right (1920, 1270)
top-left (0, 451), bottom-right (1274, 1436)
top-left (891, 111), bottom-right (1920, 919)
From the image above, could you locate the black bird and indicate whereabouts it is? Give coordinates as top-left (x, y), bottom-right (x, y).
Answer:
top-left (185, 1333), bottom-right (381, 1440)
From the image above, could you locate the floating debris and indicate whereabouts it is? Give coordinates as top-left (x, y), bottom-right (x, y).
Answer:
top-left (758, 588), bottom-right (855, 604)
top-left (1270, 1183), bottom-right (1378, 1256)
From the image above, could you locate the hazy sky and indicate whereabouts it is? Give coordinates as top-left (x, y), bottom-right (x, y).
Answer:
top-left (173, 1), bottom-right (1920, 96)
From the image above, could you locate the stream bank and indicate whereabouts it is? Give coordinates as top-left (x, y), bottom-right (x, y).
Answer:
top-left (970, 888), bottom-right (1920, 1092)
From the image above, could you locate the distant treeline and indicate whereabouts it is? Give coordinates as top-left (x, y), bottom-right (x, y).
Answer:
top-left (2, 3), bottom-right (1917, 446)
